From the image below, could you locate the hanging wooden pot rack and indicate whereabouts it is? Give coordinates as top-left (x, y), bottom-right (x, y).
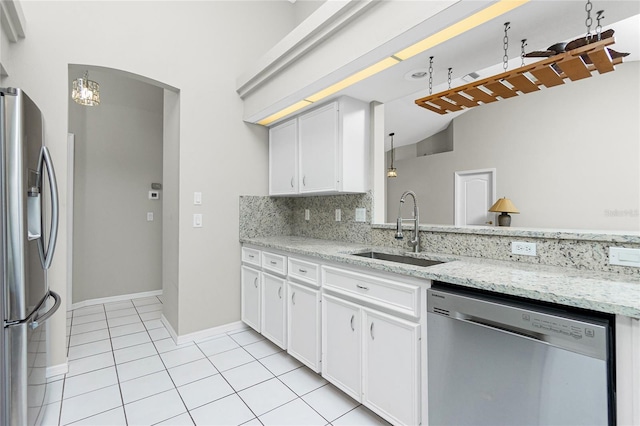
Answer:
top-left (415, 35), bottom-right (624, 115)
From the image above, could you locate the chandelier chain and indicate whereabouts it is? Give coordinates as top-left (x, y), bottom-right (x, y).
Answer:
top-left (596, 10), bottom-right (604, 40)
top-left (428, 56), bottom-right (434, 95)
top-left (503, 22), bottom-right (510, 71)
top-left (520, 39), bottom-right (527, 67)
top-left (585, 0), bottom-right (593, 38)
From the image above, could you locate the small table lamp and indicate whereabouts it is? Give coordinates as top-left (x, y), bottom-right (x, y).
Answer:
top-left (489, 197), bottom-right (519, 226)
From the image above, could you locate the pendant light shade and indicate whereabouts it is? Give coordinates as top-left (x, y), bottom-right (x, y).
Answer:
top-left (72, 71), bottom-right (100, 106)
top-left (387, 132), bottom-right (397, 178)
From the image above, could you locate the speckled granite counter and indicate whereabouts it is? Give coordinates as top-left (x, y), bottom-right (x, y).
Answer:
top-left (241, 235), bottom-right (640, 319)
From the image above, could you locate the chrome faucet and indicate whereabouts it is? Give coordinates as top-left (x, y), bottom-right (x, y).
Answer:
top-left (395, 190), bottom-right (420, 253)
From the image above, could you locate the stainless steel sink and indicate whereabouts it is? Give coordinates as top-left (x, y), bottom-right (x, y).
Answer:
top-left (352, 251), bottom-right (444, 267)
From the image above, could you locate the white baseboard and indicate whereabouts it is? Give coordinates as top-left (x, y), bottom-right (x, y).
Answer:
top-left (46, 362), bottom-right (68, 379)
top-left (70, 290), bottom-right (162, 311)
top-left (160, 314), bottom-right (248, 345)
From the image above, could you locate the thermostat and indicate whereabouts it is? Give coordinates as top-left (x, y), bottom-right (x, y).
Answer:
top-left (149, 191), bottom-right (160, 200)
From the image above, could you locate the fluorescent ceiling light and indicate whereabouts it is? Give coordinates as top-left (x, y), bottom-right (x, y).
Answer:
top-left (394, 0), bottom-right (529, 60)
top-left (258, 0), bottom-right (529, 126)
top-left (258, 99), bottom-right (312, 126)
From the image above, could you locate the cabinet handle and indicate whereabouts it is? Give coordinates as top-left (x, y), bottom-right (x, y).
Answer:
top-left (292, 292), bottom-right (296, 305)
top-left (270, 261), bottom-right (277, 265)
top-left (370, 322), bottom-right (375, 340)
top-left (278, 286), bottom-right (282, 299)
top-left (298, 268), bottom-right (307, 274)
top-left (356, 284), bottom-right (369, 291)
top-left (248, 254), bottom-right (255, 259)
top-left (350, 315), bottom-right (355, 331)
top-left (303, 176), bottom-right (306, 186)
top-left (290, 177), bottom-right (294, 188)
top-left (253, 277), bottom-right (258, 288)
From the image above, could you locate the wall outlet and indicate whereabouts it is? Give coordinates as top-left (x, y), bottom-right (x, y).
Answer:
top-left (609, 247), bottom-right (640, 267)
top-left (305, 209), bottom-right (310, 221)
top-left (355, 208), bottom-right (366, 222)
top-left (147, 212), bottom-right (154, 221)
top-left (335, 209), bottom-right (341, 222)
top-left (512, 241), bottom-right (536, 256)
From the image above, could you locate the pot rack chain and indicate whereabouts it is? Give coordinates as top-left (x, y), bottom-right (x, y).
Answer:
top-left (520, 39), bottom-right (527, 67)
top-left (428, 56), bottom-right (434, 95)
top-left (585, 0), bottom-right (593, 38)
top-left (503, 22), bottom-right (511, 71)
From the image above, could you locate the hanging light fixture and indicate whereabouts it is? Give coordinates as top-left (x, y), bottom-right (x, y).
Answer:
top-left (72, 71), bottom-right (100, 106)
top-left (387, 132), bottom-right (397, 178)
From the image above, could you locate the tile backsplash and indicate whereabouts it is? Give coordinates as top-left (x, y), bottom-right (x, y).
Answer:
top-left (240, 193), bottom-right (640, 276)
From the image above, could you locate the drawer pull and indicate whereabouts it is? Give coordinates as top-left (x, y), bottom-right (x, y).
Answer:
top-left (350, 315), bottom-right (355, 331)
top-left (290, 177), bottom-right (294, 188)
top-left (356, 284), bottom-right (369, 291)
top-left (270, 261), bottom-right (277, 265)
top-left (298, 268), bottom-right (307, 274)
top-left (278, 286), bottom-right (282, 299)
top-left (292, 292), bottom-right (296, 305)
top-left (303, 175), bottom-right (306, 186)
top-left (370, 322), bottom-right (375, 340)
top-left (248, 254), bottom-right (255, 259)
top-left (253, 277), bottom-right (258, 288)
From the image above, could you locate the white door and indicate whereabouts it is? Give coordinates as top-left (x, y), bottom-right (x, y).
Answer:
top-left (362, 309), bottom-right (421, 426)
top-left (240, 266), bottom-right (261, 332)
top-left (298, 102), bottom-right (338, 193)
top-left (454, 168), bottom-right (496, 226)
top-left (269, 119), bottom-right (298, 195)
top-left (287, 281), bottom-right (321, 372)
top-left (262, 273), bottom-right (287, 349)
top-left (322, 294), bottom-right (362, 401)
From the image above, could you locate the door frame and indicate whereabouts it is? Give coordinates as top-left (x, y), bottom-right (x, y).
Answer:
top-left (454, 168), bottom-right (496, 226)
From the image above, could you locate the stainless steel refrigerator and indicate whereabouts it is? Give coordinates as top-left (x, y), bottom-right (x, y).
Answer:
top-left (0, 88), bottom-right (60, 426)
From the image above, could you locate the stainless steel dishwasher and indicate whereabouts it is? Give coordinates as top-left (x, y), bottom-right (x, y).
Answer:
top-left (427, 283), bottom-right (615, 426)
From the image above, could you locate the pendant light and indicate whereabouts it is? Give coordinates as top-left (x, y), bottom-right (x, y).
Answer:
top-left (387, 132), bottom-right (397, 178)
top-left (72, 71), bottom-right (100, 106)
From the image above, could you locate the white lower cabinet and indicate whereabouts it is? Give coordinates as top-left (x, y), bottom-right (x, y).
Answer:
top-left (287, 281), bottom-right (321, 372)
top-left (322, 292), bottom-right (421, 426)
top-left (363, 309), bottom-right (421, 426)
top-left (241, 265), bottom-right (261, 333)
top-left (321, 294), bottom-right (362, 401)
top-left (261, 272), bottom-right (287, 349)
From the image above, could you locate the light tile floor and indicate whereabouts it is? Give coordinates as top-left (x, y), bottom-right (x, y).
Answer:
top-left (40, 296), bottom-right (390, 426)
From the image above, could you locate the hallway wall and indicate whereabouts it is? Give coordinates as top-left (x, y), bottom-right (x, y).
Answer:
top-left (69, 69), bottom-right (164, 303)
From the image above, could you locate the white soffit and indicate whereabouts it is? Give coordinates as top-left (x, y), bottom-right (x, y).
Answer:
top-left (0, 0), bottom-right (26, 42)
top-left (235, 0), bottom-right (378, 99)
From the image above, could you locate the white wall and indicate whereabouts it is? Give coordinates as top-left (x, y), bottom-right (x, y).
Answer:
top-left (293, 0), bottom-right (325, 26)
top-left (387, 61), bottom-right (640, 231)
top-left (3, 1), bottom-right (295, 367)
top-left (69, 69), bottom-right (164, 303)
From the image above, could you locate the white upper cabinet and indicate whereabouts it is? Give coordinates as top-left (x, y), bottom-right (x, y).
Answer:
top-left (268, 96), bottom-right (369, 196)
top-left (269, 119), bottom-right (298, 195)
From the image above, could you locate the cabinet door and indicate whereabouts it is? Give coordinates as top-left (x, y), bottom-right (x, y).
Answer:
top-left (269, 119), bottom-right (298, 195)
top-left (298, 102), bottom-right (338, 193)
top-left (287, 282), bottom-right (321, 372)
top-left (262, 273), bottom-right (287, 349)
top-left (363, 309), bottom-right (420, 426)
top-left (322, 294), bottom-right (361, 401)
top-left (241, 266), bottom-right (261, 332)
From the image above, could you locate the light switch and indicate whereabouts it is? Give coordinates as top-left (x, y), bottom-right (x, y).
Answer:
top-left (194, 192), bottom-right (202, 205)
top-left (193, 214), bottom-right (203, 228)
top-left (335, 209), bottom-right (341, 222)
top-left (147, 212), bottom-right (154, 221)
top-left (305, 209), bottom-right (310, 221)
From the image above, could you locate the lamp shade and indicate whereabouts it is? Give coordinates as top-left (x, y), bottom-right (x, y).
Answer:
top-left (489, 197), bottom-right (519, 214)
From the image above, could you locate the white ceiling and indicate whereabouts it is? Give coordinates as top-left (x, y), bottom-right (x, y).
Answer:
top-left (333, 1), bottom-right (640, 150)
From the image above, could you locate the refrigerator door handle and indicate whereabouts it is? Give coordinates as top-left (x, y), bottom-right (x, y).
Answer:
top-left (30, 291), bottom-right (61, 330)
top-left (36, 146), bottom-right (59, 270)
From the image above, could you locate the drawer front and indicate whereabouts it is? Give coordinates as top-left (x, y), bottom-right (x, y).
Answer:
top-left (288, 257), bottom-right (320, 287)
top-left (322, 266), bottom-right (419, 318)
top-left (242, 247), bottom-right (261, 267)
top-left (262, 252), bottom-right (287, 276)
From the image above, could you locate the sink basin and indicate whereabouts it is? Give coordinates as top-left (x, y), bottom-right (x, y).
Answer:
top-left (352, 251), bottom-right (444, 267)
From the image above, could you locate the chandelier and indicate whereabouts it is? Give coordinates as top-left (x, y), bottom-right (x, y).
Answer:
top-left (72, 71), bottom-right (100, 106)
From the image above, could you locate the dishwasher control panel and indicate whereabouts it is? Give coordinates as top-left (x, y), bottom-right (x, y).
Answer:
top-left (428, 287), bottom-right (610, 361)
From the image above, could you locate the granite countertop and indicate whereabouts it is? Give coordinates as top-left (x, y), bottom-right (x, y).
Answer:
top-left (241, 235), bottom-right (640, 319)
